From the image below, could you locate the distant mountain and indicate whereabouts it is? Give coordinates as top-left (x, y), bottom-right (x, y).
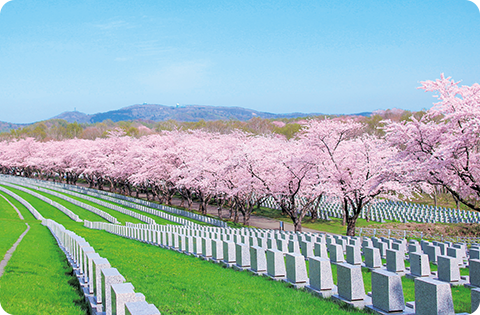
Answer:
top-left (0, 104), bottom-right (373, 132)
top-left (53, 111), bottom-right (92, 124)
top-left (0, 121), bottom-right (29, 133)
top-left (53, 104), bottom-right (332, 124)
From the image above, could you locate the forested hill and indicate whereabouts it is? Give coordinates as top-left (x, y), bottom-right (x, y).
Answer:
top-left (54, 104), bottom-right (330, 124)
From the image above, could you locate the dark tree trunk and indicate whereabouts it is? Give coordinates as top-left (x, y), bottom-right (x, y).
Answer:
top-left (346, 218), bottom-right (356, 236)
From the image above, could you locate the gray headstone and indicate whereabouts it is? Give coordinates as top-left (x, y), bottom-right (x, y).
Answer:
top-left (125, 301), bottom-right (161, 315)
top-left (346, 245), bottom-right (362, 265)
top-left (470, 249), bottom-right (480, 260)
top-left (425, 245), bottom-right (441, 264)
top-left (409, 253), bottom-right (430, 277)
top-left (222, 241), bottom-right (236, 263)
top-left (266, 249), bottom-right (286, 279)
top-left (437, 255), bottom-right (460, 283)
top-left (101, 268), bottom-right (126, 315)
top-left (93, 257), bottom-right (111, 306)
top-left (472, 287), bottom-right (480, 314)
top-left (111, 283), bottom-right (145, 315)
top-left (386, 249), bottom-right (405, 273)
top-left (328, 243), bottom-right (345, 263)
top-left (308, 256), bottom-right (334, 291)
top-left (202, 238), bottom-right (212, 258)
top-left (470, 259), bottom-right (480, 287)
top-left (336, 263), bottom-right (365, 301)
top-left (299, 240), bottom-right (314, 258)
top-left (285, 252), bottom-right (308, 284)
top-left (212, 239), bottom-right (223, 261)
top-left (364, 247), bottom-right (382, 269)
top-left (235, 243), bottom-right (251, 268)
top-left (414, 277), bottom-right (454, 315)
top-left (447, 247), bottom-right (462, 266)
top-left (314, 242), bottom-right (328, 258)
top-left (250, 246), bottom-right (267, 273)
top-left (371, 269), bottom-right (405, 312)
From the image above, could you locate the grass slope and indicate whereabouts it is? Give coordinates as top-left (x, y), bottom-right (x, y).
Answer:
top-left (0, 185), bottom-right (145, 225)
top-left (0, 193), bottom-right (28, 259)
top-left (14, 191), bottom-right (367, 314)
top-left (0, 192), bottom-right (88, 315)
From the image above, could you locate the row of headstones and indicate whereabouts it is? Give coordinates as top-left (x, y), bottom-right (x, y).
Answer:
top-left (43, 219), bottom-right (161, 315)
top-left (85, 220), bottom-right (480, 314)
top-left (1, 178), bottom-right (120, 223)
top-left (4, 174), bottom-right (227, 227)
top-left (3, 178), bottom-right (157, 225)
top-left (260, 194), bottom-right (480, 224)
top-left (31, 178), bottom-right (197, 227)
top-left (347, 236), bottom-right (479, 286)
top-left (0, 180), bottom-right (82, 222)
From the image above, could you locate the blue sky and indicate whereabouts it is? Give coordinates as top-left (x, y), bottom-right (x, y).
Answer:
top-left (0, 0), bottom-right (479, 123)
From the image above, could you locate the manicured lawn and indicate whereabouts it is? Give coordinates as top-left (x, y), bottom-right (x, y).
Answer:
top-left (0, 192), bottom-right (28, 259)
top-left (1, 189), bottom-right (473, 314)
top-left (0, 184), bottom-right (145, 225)
top-left (0, 192), bottom-right (88, 315)
top-left (253, 206), bottom-right (387, 235)
top-left (13, 191), bottom-right (368, 314)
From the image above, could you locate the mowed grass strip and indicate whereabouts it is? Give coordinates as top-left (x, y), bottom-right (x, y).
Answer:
top-left (16, 192), bottom-right (367, 315)
top-left (44, 185), bottom-right (208, 226)
top-left (0, 193), bottom-right (88, 315)
top-left (0, 185), bottom-right (144, 225)
top-left (61, 191), bottom-right (181, 226)
top-left (0, 193), bottom-right (28, 259)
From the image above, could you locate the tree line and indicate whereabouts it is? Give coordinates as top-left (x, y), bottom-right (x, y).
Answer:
top-left (0, 75), bottom-right (477, 235)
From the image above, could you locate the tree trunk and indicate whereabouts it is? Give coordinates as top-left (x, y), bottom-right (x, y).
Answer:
top-left (293, 218), bottom-right (302, 232)
top-left (346, 218), bottom-right (356, 236)
top-left (365, 205), bottom-right (371, 222)
top-left (342, 199), bottom-right (347, 226)
top-left (244, 211), bottom-right (250, 226)
top-left (234, 206), bottom-right (239, 224)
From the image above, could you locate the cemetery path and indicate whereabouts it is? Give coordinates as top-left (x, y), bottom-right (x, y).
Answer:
top-left (0, 223), bottom-right (30, 278)
top-left (167, 197), bottom-right (322, 233)
top-left (0, 194), bottom-right (24, 220)
top-left (0, 194), bottom-right (30, 278)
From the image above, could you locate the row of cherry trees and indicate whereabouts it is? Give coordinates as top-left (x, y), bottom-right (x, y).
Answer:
top-left (0, 75), bottom-right (478, 235)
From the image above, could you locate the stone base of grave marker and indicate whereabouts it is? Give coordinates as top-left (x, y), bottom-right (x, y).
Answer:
top-left (332, 294), bottom-right (371, 310)
top-left (305, 285), bottom-right (337, 298)
top-left (366, 304), bottom-right (415, 315)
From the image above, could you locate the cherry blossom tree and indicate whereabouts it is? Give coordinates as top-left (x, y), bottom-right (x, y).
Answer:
top-left (385, 74), bottom-right (480, 211)
top-left (301, 120), bottom-right (414, 236)
top-left (242, 134), bottom-right (322, 232)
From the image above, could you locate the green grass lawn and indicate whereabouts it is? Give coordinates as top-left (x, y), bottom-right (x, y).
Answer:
top-left (0, 192), bottom-right (88, 315)
top-left (39, 185), bottom-right (205, 226)
top-left (252, 206), bottom-right (387, 235)
top-left (0, 193), bottom-right (28, 259)
top-left (10, 190), bottom-right (368, 314)
top-left (1, 189), bottom-right (473, 314)
top-left (0, 184), bottom-right (145, 225)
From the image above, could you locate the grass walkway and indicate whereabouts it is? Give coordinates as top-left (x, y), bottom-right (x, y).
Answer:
top-left (0, 192), bottom-right (88, 315)
top-left (0, 193), bottom-right (27, 260)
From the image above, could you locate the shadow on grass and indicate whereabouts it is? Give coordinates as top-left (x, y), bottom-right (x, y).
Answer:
top-left (63, 258), bottom-right (91, 315)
